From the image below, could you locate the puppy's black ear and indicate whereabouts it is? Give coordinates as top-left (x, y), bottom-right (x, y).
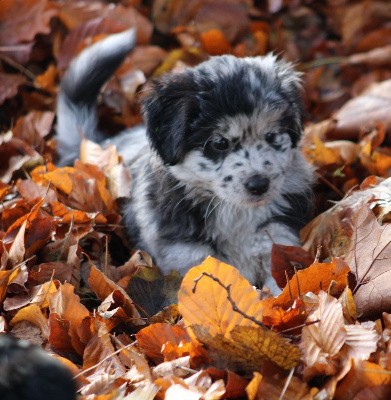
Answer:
top-left (267, 56), bottom-right (304, 147)
top-left (142, 73), bottom-right (199, 165)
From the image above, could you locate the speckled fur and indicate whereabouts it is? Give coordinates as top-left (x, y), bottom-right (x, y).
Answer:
top-left (57, 30), bottom-right (314, 294)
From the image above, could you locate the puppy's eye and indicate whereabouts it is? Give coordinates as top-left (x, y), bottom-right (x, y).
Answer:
top-left (210, 136), bottom-right (230, 152)
top-left (265, 132), bottom-right (277, 144)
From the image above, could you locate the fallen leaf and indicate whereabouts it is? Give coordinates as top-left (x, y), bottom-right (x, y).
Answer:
top-left (191, 324), bottom-right (300, 371)
top-left (89, 265), bottom-right (144, 326)
top-left (334, 360), bottom-right (391, 400)
top-left (271, 244), bottom-right (314, 288)
top-left (344, 323), bottom-right (378, 360)
top-left (271, 258), bottom-right (350, 308)
top-left (0, 72), bottom-right (26, 105)
top-left (48, 282), bottom-right (91, 354)
top-left (300, 291), bottom-right (346, 368)
top-left (200, 29), bottom-right (231, 55)
top-left (136, 322), bottom-right (190, 363)
top-left (346, 204), bottom-right (391, 318)
top-left (10, 303), bottom-right (49, 338)
top-left (178, 257), bottom-right (264, 339)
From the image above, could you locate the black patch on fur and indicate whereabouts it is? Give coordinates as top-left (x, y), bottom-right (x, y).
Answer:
top-left (198, 162), bottom-right (208, 171)
top-left (263, 160), bottom-right (271, 166)
top-left (232, 142), bottom-right (243, 152)
top-left (142, 55), bottom-right (303, 164)
top-left (223, 175), bottom-right (233, 182)
top-left (144, 171), bottom-right (216, 246)
top-left (257, 144), bottom-right (263, 150)
top-left (234, 162), bottom-right (243, 167)
top-left (272, 192), bottom-right (313, 231)
top-left (244, 150), bottom-right (250, 159)
top-left (122, 204), bottom-right (141, 248)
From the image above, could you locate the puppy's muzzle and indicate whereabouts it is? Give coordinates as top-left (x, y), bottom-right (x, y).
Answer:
top-left (245, 175), bottom-right (270, 196)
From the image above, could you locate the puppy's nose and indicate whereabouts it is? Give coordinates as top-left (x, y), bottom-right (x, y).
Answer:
top-left (245, 175), bottom-right (270, 196)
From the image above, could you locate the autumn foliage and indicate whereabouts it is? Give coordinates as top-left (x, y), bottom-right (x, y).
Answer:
top-left (2, 0), bottom-right (391, 399)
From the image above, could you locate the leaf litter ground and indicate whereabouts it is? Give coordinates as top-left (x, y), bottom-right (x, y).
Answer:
top-left (2, 0), bottom-right (391, 399)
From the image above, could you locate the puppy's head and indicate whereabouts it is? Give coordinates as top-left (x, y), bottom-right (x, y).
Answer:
top-left (142, 54), bottom-right (303, 206)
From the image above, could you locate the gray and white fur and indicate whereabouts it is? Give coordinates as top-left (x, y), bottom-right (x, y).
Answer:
top-left (57, 29), bottom-right (313, 294)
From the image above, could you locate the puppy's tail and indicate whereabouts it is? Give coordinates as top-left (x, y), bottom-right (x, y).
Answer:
top-left (56, 29), bottom-right (136, 165)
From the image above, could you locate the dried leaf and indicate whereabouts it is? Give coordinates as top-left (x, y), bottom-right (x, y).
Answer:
top-left (10, 304), bottom-right (49, 338)
top-left (346, 205), bottom-right (391, 318)
top-left (136, 322), bottom-right (190, 363)
top-left (334, 360), bottom-right (391, 400)
top-left (48, 282), bottom-right (91, 354)
top-left (192, 324), bottom-right (300, 371)
top-left (89, 265), bottom-right (144, 326)
top-left (270, 258), bottom-right (350, 308)
top-left (271, 244), bottom-right (314, 288)
top-left (300, 291), bottom-right (346, 368)
top-left (0, 72), bottom-right (26, 105)
top-left (178, 257), bottom-right (264, 339)
top-left (344, 323), bottom-right (378, 360)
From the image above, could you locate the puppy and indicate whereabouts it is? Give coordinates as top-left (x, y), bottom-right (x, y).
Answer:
top-left (57, 29), bottom-right (313, 294)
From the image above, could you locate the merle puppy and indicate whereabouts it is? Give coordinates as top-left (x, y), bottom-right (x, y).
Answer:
top-left (57, 29), bottom-right (313, 294)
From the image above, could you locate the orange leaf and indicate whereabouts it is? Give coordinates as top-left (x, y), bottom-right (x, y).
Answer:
top-left (200, 29), bottom-right (231, 55)
top-left (136, 322), bottom-right (190, 363)
top-left (334, 360), bottom-right (391, 400)
top-left (89, 265), bottom-right (144, 326)
top-left (10, 304), bottom-right (49, 338)
top-left (48, 282), bottom-right (91, 355)
top-left (272, 258), bottom-right (350, 307)
top-left (0, 270), bottom-right (15, 306)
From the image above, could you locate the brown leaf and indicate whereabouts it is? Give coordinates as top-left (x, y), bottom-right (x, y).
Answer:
top-left (16, 179), bottom-right (57, 203)
top-left (346, 205), bottom-right (391, 318)
top-left (10, 304), bottom-right (49, 338)
top-left (300, 291), bottom-right (346, 368)
top-left (301, 178), bottom-right (391, 258)
top-left (48, 282), bottom-right (91, 355)
top-left (136, 323), bottom-right (190, 363)
top-left (89, 265), bottom-right (144, 326)
top-left (0, 134), bottom-right (42, 183)
top-left (326, 79), bottom-right (391, 141)
top-left (0, 0), bottom-right (58, 63)
top-left (0, 269), bottom-right (15, 307)
top-left (0, 73), bottom-right (26, 105)
top-left (334, 360), bottom-right (391, 400)
top-left (13, 111), bottom-right (55, 152)
top-left (271, 244), bottom-right (314, 288)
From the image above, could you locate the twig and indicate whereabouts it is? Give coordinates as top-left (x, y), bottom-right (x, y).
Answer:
top-left (317, 175), bottom-right (344, 198)
top-left (192, 272), bottom-right (266, 328)
top-left (0, 52), bottom-right (36, 81)
top-left (279, 319), bottom-right (320, 334)
top-left (279, 367), bottom-right (294, 400)
top-left (73, 342), bottom-right (136, 379)
top-left (301, 56), bottom-right (348, 70)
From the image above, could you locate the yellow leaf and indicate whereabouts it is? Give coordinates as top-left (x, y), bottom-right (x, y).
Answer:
top-left (246, 372), bottom-right (262, 400)
top-left (178, 257), bottom-right (264, 339)
top-left (10, 304), bottom-right (49, 338)
top-left (191, 324), bottom-right (301, 371)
